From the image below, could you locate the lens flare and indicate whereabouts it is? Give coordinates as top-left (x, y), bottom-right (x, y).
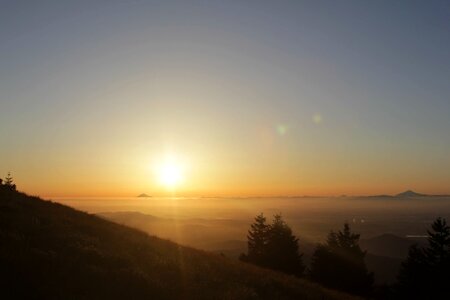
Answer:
top-left (276, 124), bottom-right (288, 136)
top-left (313, 113), bottom-right (323, 124)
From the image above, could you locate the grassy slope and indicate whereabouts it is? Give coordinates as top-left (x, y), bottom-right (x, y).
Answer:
top-left (0, 189), bottom-right (359, 300)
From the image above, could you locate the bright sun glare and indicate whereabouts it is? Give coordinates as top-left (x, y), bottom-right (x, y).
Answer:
top-left (156, 158), bottom-right (184, 189)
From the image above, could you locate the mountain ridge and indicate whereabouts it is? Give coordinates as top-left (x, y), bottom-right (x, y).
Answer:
top-left (395, 190), bottom-right (427, 197)
top-left (367, 190), bottom-right (450, 198)
top-left (137, 193), bottom-right (151, 198)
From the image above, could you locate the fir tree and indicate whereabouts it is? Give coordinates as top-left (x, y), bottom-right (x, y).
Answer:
top-left (241, 214), bottom-right (304, 277)
top-left (265, 214), bottom-right (305, 276)
top-left (425, 217), bottom-right (450, 264)
top-left (5, 172), bottom-right (13, 186)
top-left (3, 172), bottom-right (16, 191)
top-left (310, 223), bottom-right (373, 296)
top-left (242, 213), bottom-right (269, 265)
top-left (397, 217), bottom-right (450, 299)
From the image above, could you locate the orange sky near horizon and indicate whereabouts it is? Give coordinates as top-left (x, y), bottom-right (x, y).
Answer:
top-left (2, 1), bottom-right (450, 198)
top-left (11, 142), bottom-right (449, 198)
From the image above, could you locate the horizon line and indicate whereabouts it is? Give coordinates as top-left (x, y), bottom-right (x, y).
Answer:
top-left (41, 190), bottom-right (450, 199)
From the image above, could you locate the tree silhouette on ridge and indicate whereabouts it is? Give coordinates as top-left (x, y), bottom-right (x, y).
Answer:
top-left (241, 213), bottom-right (304, 277)
top-left (309, 223), bottom-right (373, 296)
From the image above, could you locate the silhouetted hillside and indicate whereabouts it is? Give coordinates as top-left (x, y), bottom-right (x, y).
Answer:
top-left (97, 211), bottom-right (414, 285)
top-left (0, 188), bottom-right (358, 300)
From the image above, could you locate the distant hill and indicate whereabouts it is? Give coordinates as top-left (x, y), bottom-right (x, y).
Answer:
top-left (395, 190), bottom-right (450, 198)
top-left (0, 188), bottom-right (357, 300)
top-left (395, 190), bottom-right (427, 197)
top-left (137, 193), bottom-right (151, 198)
top-left (360, 234), bottom-right (427, 284)
top-left (367, 190), bottom-right (450, 198)
top-left (367, 194), bottom-right (393, 198)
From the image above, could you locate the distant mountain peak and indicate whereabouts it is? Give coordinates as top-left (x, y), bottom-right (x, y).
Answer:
top-left (396, 190), bottom-right (426, 197)
top-left (137, 193), bottom-right (151, 198)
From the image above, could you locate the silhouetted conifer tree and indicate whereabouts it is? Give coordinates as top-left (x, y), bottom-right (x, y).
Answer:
top-left (265, 214), bottom-right (305, 276)
top-left (397, 217), bottom-right (450, 299)
top-left (4, 172), bottom-right (16, 190)
top-left (310, 223), bottom-right (373, 296)
top-left (241, 213), bottom-right (304, 277)
top-left (0, 172), bottom-right (16, 191)
top-left (5, 172), bottom-right (13, 185)
top-left (240, 213), bottom-right (269, 264)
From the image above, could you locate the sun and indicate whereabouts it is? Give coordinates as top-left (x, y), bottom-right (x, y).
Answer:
top-left (157, 160), bottom-right (184, 188)
top-left (152, 153), bottom-right (187, 190)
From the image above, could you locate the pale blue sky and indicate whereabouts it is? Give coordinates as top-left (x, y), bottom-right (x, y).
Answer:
top-left (1, 0), bottom-right (449, 196)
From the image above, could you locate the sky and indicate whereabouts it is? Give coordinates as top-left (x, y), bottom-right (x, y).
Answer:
top-left (1, 0), bottom-right (449, 197)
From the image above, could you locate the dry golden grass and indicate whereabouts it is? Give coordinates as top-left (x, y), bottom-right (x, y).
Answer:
top-left (0, 188), bottom-right (360, 300)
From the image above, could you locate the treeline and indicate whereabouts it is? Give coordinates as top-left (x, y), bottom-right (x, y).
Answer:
top-left (241, 213), bottom-right (450, 299)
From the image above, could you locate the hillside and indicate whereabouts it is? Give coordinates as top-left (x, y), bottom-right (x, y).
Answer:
top-left (96, 211), bottom-right (415, 285)
top-left (0, 188), bottom-right (358, 300)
